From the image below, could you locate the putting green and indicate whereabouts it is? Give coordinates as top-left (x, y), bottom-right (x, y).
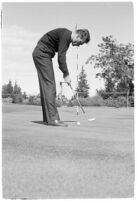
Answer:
top-left (2, 103), bottom-right (134, 199)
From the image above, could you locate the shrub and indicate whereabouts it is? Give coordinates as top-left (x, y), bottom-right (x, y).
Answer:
top-left (128, 96), bottom-right (134, 107)
top-left (22, 98), bottom-right (30, 105)
top-left (88, 95), bottom-right (105, 106)
top-left (56, 99), bottom-right (62, 107)
top-left (117, 96), bottom-right (128, 107)
top-left (68, 95), bottom-right (105, 107)
top-left (28, 96), bottom-right (41, 105)
top-left (67, 95), bottom-right (131, 108)
top-left (104, 96), bottom-right (127, 107)
top-left (67, 99), bottom-right (78, 107)
top-left (2, 97), bottom-right (13, 103)
top-left (12, 94), bottom-right (23, 104)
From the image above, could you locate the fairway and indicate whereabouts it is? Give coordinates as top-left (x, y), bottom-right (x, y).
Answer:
top-left (2, 103), bottom-right (134, 199)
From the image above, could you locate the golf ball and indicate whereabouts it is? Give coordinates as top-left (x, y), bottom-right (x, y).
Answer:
top-left (77, 121), bottom-right (80, 125)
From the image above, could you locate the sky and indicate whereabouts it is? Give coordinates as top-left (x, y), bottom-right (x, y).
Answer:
top-left (1, 1), bottom-right (134, 98)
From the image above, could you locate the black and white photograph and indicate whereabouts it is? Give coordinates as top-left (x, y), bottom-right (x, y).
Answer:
top-left (1, 1), bottom-right (134, 199)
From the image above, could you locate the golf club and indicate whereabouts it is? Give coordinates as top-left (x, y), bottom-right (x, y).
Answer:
top-left (69, 84), bottom-right (95, 122)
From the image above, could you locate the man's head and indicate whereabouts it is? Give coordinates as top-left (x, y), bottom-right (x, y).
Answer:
top-left (71, 29), bottom-right (90, 46)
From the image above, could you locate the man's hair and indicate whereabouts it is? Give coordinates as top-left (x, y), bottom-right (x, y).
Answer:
top-left (76, 29), bottom-right (90, 43)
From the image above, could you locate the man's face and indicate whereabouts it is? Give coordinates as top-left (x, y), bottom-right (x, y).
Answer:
top-left (72, 34), bottom-right (84, 47)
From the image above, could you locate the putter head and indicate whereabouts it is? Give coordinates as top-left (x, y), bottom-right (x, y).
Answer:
top-left (88, 118), bottom-right (95, 121)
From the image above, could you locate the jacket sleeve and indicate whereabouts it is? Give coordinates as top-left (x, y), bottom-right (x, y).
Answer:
top-left (58, 32), bottom-right (70, 77)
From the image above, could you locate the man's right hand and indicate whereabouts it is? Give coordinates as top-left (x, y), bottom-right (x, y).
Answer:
top-left (64, 75), bottom-right (71, 86)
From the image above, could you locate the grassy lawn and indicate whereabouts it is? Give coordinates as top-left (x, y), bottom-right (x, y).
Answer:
top-left (2, 103), bottom-right (134, 199)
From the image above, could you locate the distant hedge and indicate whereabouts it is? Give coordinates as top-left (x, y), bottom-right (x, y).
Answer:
top-left (68, 95), bottom-right (134, 108)
top-left (68, 95), bottom-right (105, 107)
top-left (2, 94), bottom-right (134, 107)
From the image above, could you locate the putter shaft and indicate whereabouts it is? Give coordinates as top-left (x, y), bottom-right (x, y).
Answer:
top-left (69, 84), bottom-right (95, 121)
top-left (69, 85), bottom-right (87, 115)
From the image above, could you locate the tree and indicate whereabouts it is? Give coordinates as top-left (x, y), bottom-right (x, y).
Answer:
top-left (22, 92), bottom-right (27, 99)
top-left (86, 36), bottom-right (134, 94)
top-left (2, 80), bottom-right (28, 104)
top-left (2, 80), bottom-right (13, 98)
top-left (76, 66), bottom-right (90, 98)
top-left (13, 81), bottom-right (22, 94)
top-left (2, 84), bottom-right (8, 98)
top-left (12, 81), bottom-right (23, 103)
top-left (7, 80), bottom-right (14, 94)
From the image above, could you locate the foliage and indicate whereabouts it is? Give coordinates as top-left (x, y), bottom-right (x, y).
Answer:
top-left (56, 99), bottom-right (62, 107)
top-left (22, 92), bottom-right (28, 99)
top-left (68, 94), bottom-right (134, 108)
top-left (68, 95), bottom-right (105, 107)
top-left (2, 80), bottom-right (22, 98)
top-left (56, 95), bottom-right (69, 106)
top-left (2, 80), bottom-right (14, 98)
top-left (76, 66), bottom-right (90, 98)
top-left (86, 36), bottom-right (134, 93)
top-left (2, 79), bottom-right (134, 107)
top-left (12, 94), bottom-right (23, 104)
top-left (2, 80), bottom-right (29, 104)
top-left (128, 96), bottom-right (134, 107)
top-left (96, 89), bottom-right (127, 99)
top-left (13, 81), bottom-right (22, 94)
top-left (28, 96), bottom-right (41, 105)
top-left (104, 96), bottom-right (128, 107)
top-left (2, 97), bottom-right (13, 103)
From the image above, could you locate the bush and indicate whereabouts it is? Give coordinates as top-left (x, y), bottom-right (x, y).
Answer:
top-left (68, 95), bottom-right (105, 107)
top-left (67, 95), bottom-right (132, 108)
top-left (67, 99), bottom-right (78, 107)
top-left (128, 96), bottom-right (134, 107)
top-left (117, 96), bottom-right (128, 107)
top-left (56, 99), bottom-right (62, 107)
top-left (28, 96), bottom-right (41, 105)
top-left (88, 95), bottom-right (105, 106)
top-left (104, 96), bottom-right (127, 107)
top-left (2, 97), bottom-right (13, 103)
top-left (12, 94), bottom-right (23, 104)
top-left (22, 98), bottom-right (30, 104)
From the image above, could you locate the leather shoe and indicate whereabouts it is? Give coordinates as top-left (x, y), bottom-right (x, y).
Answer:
top-left (48, 120), bottom-right (68, 127)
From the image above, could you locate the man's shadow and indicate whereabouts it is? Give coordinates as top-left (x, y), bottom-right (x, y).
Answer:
top-left (32, 120), bottom-right (77, 125)
top-left (32, 121), bottom-right (47, 125)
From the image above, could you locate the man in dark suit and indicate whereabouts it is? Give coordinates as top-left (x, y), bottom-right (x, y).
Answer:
top-left (32, 28), bottom-right (90, 126)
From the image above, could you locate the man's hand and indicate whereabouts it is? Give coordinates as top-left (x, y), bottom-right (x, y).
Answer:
top-left (64, 75), bottom-right (71, 86)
